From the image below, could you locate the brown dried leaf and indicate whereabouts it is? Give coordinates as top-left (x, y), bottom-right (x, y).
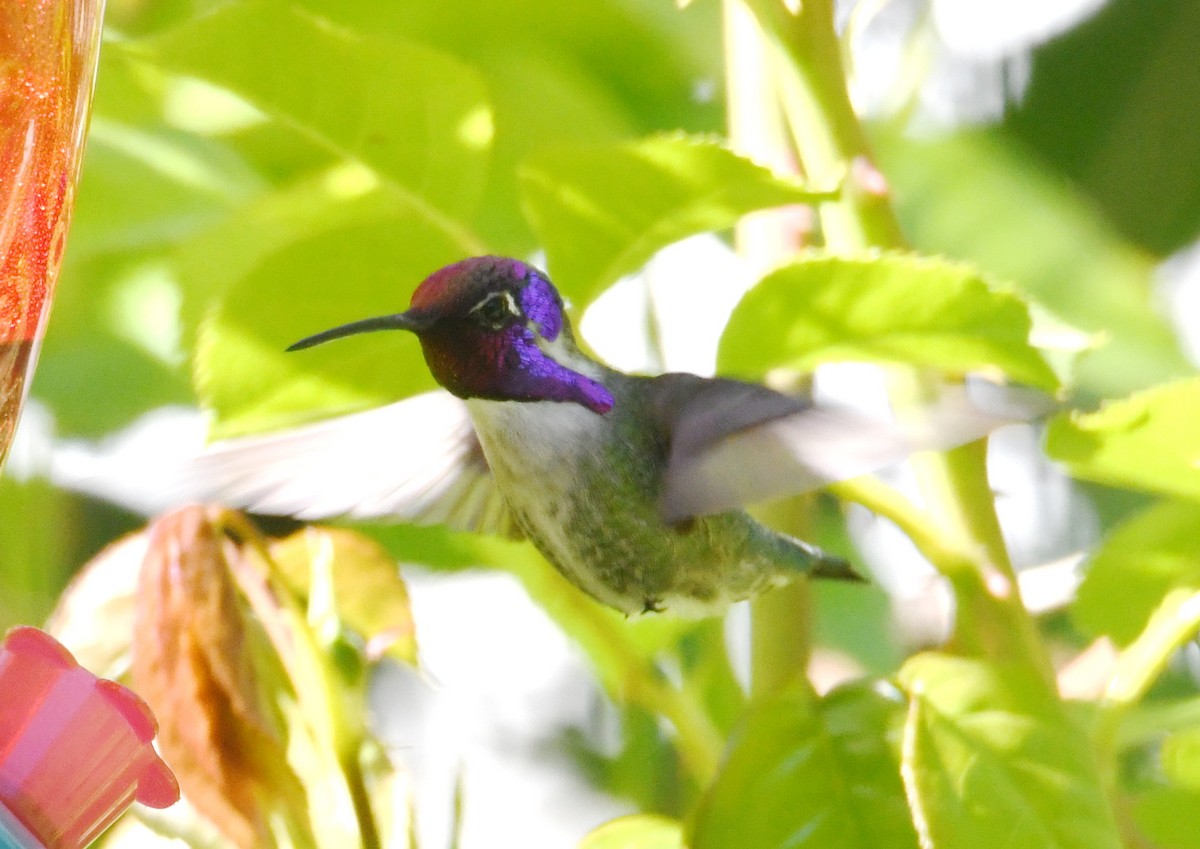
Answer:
top-left (131, 506), bottom-right (308, 849)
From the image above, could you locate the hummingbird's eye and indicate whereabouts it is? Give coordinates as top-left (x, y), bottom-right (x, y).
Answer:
top-left (471, 290), bottom-right (520, 330)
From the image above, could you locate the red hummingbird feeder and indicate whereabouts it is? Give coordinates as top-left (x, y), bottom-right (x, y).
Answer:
top-left (0, 9), bottom-right (177, 845)
top-left (0, 627), bottom-right (179, 849)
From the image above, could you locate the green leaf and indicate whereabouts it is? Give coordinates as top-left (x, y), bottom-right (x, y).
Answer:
top-left (294, 0), bottom-right (723, 139)
top-left (294, 0), bottom-right (726, 251)
top-left (366, 522), bottom-right (542, 573)
top-left (520, 133), bottom-right (824, 304)
top-left (1132, 786), bottom-right (1200, 849)
top-left (1073, 499), bottom-right (1200, 644)
top-left (689, 681), bottom-right (918, 849)
top-left (1163, 727), bottom-right (1200, 792)
top-left (267, 526), bottom-right (417, 666)
top-left (1046, 378), bottom-right (1200, 502)
top-left (718, 253), bottom-right (1059, 389)
top-left (0, 477), bottom-right (76, 632)
top-left (39, 57), bottom-right (258, 436)
top-left (165, 0), bottom-right (508, 438)
top-left (899, 653), bottom-right (1121, 849)
top-left (34, 325), bottom-right (193, 437)
top-left (70, 117), bottom-right (261, 261)
top-left (193, 198), bottom-right (464, 437)
top-left (175, 164), bottom-right (415, 343)
top-left (875, 128), bottom-right (1194, 397)
top-left (138, 0), bottom-right (493, 229)
top-left (580, 815), bottom-right (684, 849)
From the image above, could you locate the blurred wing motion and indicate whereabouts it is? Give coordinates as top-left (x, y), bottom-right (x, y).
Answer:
top-left (654, 374), bottom-right (1055, 522)
top-left (191, 390), bottom-right (523, 539)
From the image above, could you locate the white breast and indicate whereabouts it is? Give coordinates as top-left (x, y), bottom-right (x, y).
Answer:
top-left (466, 397), bottom-right (620, 604)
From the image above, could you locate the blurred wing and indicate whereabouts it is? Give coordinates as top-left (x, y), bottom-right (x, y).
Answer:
top-left (190, 390), bottom-right (522, 538)
top-left (655, 374), bottom-right (1054, 522)
top-left (650, 373), bottom-right (812, 460)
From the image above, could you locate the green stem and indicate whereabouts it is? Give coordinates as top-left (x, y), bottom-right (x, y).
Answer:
top-left (1096, 586), bottom-right (1200, 764)
top-left (724, 0), bottom-right (803, 262)
top-left (511, 554), bottom-right (725, 782)
top-left (725, 0), bottom-right (820, 700)
top-left (627, 658), bottom-right (726, 782)
top-left (828, 477), bottom-right (976, 578)
top-left (1117, 694), bottom-right (1200, 750)
top-left (831, 468), bottom-right (1049, 673)
top-left (220, 510), bottom-right (383, 849)
top-left (751, 581), bottom-right (813, 697)
top-left (340, 752), bottom-right (382, 849)
top-left (742, 0), bottom-right (904, 249)
top-left (738, 0), bottom-right (1056, 687)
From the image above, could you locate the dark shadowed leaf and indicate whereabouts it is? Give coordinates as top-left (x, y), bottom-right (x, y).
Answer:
top-left (690, 681), bottom-right (917, 849)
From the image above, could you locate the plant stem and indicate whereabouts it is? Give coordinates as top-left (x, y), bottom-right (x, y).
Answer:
top-left (751, 581), bottom-right (812, 697)
top-left (739, 0), bottom-right (1056, 687)
top-left (724, 0), bottom-right (821, 698)
top-left (341, 752), bottom-right (382, 849)
top-left (828, 477), bottom-right (976, 578)
top-left (742, 0), bottom-right (904, 249)
top-left (511, 552), bottom-right (725, 782)
top-left (1096, 586), bottom-right (1200, 760)
top-left (1117, 694), bottom-right (1200, 750)
top-left (724, 0), bottom-right (803, 265)
top-left (219, 510), bottom-right (383, 849)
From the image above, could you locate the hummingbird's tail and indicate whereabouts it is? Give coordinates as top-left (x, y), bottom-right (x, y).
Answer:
top-left (810, 552), bottom-right (866, 583)
top-left (773, 533), bottom-right (866, 584)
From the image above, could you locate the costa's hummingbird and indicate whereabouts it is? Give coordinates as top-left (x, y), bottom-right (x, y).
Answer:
top-left (201, 256), bottom-right (1027, 615)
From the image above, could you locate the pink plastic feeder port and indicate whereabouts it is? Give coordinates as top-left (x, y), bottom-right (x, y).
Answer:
top-left (0, 627), bottom-right (179, 849)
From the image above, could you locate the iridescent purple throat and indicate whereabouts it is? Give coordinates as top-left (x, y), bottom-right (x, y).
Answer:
top-left (510, 272), bottom-right (612, 414)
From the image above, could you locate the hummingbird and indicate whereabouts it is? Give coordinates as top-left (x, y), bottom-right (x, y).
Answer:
top-left (199, 256), bottom-right (1032, 615)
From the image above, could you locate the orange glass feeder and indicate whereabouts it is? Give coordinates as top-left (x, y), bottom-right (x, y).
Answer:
top-left (0, 0), bottom-right (105, 467)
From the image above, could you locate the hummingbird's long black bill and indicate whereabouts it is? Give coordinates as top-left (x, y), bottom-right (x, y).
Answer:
top-left (287, 311), bottom-right (432, 352)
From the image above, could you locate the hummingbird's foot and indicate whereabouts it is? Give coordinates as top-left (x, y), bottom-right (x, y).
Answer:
top-left (642, 596), bottom-right (665, 614)
top-left (668, 516), bottom-right (697, 534)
